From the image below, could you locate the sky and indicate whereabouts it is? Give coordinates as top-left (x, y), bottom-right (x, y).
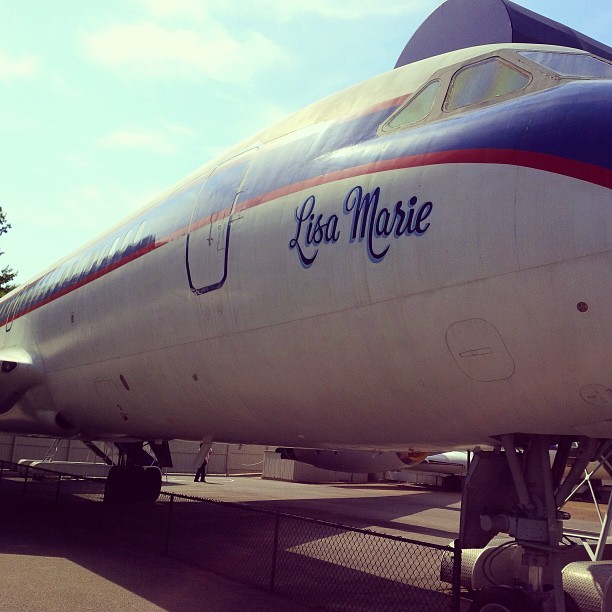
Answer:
top-left (1, 0), bottom-right (610, 284)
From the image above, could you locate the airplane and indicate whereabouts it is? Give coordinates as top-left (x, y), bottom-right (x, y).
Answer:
top-left (0, 0), bottom-right (610, 609)
top-left (274, 447), bottom-right (469, 485)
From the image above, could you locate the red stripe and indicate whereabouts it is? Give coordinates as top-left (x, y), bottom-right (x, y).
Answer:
top-left (2, 148), bottom-right (609, 326)
top-left (237, 148), bottom-right (612, 213)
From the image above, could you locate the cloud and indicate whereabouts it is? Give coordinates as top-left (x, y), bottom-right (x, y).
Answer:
top-left (137, 0), bottom-right (435, 21)
top-left (136, 0), bottom-right (211, 20)
top-left (80, 0), bottom-right (428, 84)
top-left (98, 123), bottom-right (197, 155)
top-left (213, 0), bottom-right (437, 21)
top-left (0, 52), bottom-right (38, 82)
top-left (81, 21), bottom-right (289, 82)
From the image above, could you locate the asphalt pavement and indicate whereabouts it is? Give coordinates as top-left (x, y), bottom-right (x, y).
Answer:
top-left (0, 473), bottom-right (605, 611)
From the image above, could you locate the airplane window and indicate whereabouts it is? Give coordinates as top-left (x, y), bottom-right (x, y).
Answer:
top-left (4, 296), bottom-right (16, 322)
top-left (31, 278), bottom-right (44, 304)
top-left (107, 236), bottom-right (121, 261)
top-left (21, 286), bottom-right (33, 312)
top-left (62, 261), bottom-right (78, 289)
top-left (73, 259), bottom-right (85, 282)
top-left (2, 300), bottom-right (12, 320)
top-left (57, 263), bottom-right (72, 290)
top-left (445, 58), bottom-right (531, 111)
top-left (36, 277), bottom-right (47, 303)
top-left (384, 80), bottom-right (440, 130)
top-left (133, 221), bottom-right (147, 246)
top-left (518, 52), bottom-right (612, 79)
top-left (56, 266), bottom-right (68, 290)
top-left (31, 283), bottom-right (41, 306)
top-left (96, 243), bottom-right (111, 269)
top-left (82, 250), bottom-right (98, 278)
top-left (73, 257), bottom-right (88, 283)
top-left (43, 268), bottom-right (61, 300)
top-left (119, 229), bottom-right (134, 254)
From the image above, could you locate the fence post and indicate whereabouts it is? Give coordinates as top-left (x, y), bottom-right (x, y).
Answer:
top-left (55, 474), bottom-right (62, 505)
top-left (22, 464), bottom-right (30, 499)
top-left (164, 494), bottom-right (174, 556)
top-left (269, 513), bottom-right (280, 593)
top-left (451, 538), bottom-right (462, 612)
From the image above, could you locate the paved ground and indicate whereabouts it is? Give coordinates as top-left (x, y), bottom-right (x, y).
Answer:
top-left (0, 520), bottom-right (306, 612)
top-left (0, 476), bottom-right (314, 611)
top-left (164, 474), bottom-right (464, 543)
top-left (0, 472), bottom-right (606, 611)
top-left (162, 473), bottom-right (606, 544)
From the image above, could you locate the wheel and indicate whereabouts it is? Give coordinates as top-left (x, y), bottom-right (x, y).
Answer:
top-left (104, 465), bottom-right (128, 503)
top-left (139, 466), bottom-right (162, 503)
top-left (562, 591), bottom-right (581, 612)
top-left (104, 466), bottom-right (161, 503)
top-left (442, 475), bottom-right (463, 491)
top-left (468, 586), bottom-right (539, 612)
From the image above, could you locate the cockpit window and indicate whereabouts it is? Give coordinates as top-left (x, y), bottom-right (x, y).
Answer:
top-left (385, 80), bottom-right (440, 130)
top-left (518, 52), bottom-right (612, 79)
top-left (444, 57), bottom-right (531, 111)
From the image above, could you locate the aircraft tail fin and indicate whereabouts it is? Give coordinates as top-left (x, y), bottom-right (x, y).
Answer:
top-left (395, 0), bottom-right (612, 67)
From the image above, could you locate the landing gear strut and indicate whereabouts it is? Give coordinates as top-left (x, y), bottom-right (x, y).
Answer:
top-left (462, 434), bottom-right (606, 611)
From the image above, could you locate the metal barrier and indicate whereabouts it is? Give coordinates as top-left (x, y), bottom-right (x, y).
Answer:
top-left (0, 460), bottom-right (462, 611)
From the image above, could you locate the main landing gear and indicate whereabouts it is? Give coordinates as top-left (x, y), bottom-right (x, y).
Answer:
top-left (461, 434), bottom-right (611, 612)
top-left (103, 441), bottom-right (168, 503)
top-left (468, 586), bottom-right (580, 612)
top-left (104, 465), bottom-right (162, 503)
top-left (468, 585), bottom-right (540, 612)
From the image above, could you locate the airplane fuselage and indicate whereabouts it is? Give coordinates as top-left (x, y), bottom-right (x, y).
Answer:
top-left (0, 43), bottom-right (610, 452)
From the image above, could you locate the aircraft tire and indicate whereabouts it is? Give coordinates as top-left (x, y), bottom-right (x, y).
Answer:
top-left (104, 465), bottom-right (128, 503)
top-left (104, 466), bottom-right (161, 503)
top-left (468, 586), bottom-right (539, 612)
top-left (442, 475), bottom-right (463, 491)
top-left (139, 466), bottom-right (162, 503)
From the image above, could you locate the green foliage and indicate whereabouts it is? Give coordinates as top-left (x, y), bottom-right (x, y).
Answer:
top-left (0, 207), bottom-right (17, 297)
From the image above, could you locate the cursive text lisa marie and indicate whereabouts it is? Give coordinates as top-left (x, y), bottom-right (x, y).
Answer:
top-left (288, 185), bottom-right (433, 267)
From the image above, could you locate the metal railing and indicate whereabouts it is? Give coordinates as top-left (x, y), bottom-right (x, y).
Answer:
top-left (0, 460), bottom-right (462, 611)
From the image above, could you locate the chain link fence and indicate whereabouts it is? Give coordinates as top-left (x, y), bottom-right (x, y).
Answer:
top-left (0, 461), bottom-right (462, 611)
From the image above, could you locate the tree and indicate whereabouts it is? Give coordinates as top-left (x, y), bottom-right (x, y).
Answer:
top-left (0, 207), bottom-right (17, 297)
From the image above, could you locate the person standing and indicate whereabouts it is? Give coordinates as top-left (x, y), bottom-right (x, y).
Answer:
top-left (194, 445), bottom-right (211, 482)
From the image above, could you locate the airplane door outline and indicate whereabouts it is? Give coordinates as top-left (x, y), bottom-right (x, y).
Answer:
top-left (186, 148), bottom-right (258, 296)
top-left (5, 292), bottom-right (25, 332)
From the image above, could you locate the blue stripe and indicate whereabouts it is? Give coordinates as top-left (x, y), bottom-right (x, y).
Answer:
top-left (2, 79), bottom-right (610, 325)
